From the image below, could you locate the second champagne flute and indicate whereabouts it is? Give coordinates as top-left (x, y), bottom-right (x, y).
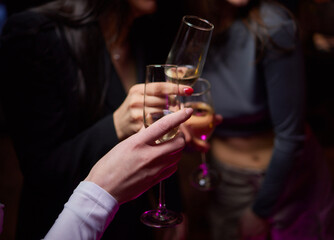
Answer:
top-left (166, 15), bottom-right (214, 86)
top-left (140, 64), bottom-right (183, 228)
top-left (183, 78), bottom-right (220, 191)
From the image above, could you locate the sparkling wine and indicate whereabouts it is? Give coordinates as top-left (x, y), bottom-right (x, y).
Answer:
top-left (166, 65), bottom-right (199, 86)
top-left (185, 102), bottom-right (214, 141)
top-left (145, 110), bottom-right (179, 143)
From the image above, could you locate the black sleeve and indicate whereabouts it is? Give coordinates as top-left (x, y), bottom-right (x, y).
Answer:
top-left (252, 14), bottom-right (307, 218)
top-left (0, 11), bottom-right (119, 192)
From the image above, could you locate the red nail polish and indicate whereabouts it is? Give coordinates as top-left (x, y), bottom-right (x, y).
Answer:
top-left (184, 87), bottom-right (193, 95)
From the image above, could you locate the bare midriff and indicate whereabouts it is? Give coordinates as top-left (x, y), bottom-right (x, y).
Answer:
top-left (211, 131), bottom-right (274, 171)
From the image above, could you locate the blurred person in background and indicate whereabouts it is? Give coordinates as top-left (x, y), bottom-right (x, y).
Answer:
top-left (0, 0), bottom-right (186, 239)
top-left (184, 0), bottom-right (334, 239)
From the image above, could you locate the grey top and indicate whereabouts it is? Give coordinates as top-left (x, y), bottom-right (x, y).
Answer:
top-left (203, 2), bottom-right (306, 217)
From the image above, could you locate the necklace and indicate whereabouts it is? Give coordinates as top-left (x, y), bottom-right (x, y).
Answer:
top-left (107, 34), bottom-right (122, 61)
top-left (111, 48), bottom-right (121, 61)
top-left (110, 42), bottom-right (130, 63)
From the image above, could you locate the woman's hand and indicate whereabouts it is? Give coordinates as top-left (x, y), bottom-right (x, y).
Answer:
top-left (113, 83), bottom-right (193, 140)
top-left (238, 207), bottom-right (270, 240)
top-left (85, 108), bottom-right (193, 204)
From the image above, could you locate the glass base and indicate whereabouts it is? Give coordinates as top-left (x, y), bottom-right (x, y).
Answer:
top-left (140, 208), bottom-right (183, 228)
top-left (190, 163), bottom-right (221, 191)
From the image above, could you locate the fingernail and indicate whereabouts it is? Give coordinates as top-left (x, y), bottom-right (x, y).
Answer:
top-left (184, 87), bottom-right (193, 95)
top-left (185, 108), bottom-right (193, 115)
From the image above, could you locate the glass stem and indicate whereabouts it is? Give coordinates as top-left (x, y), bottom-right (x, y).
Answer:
top-left (158, 181), bottom-right (166, 212)
top-left (201, 151), bottom-right (207, 165)
top-left (200, 151), bottom-right (209, 176)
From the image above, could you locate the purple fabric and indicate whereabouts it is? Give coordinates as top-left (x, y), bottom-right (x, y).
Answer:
top-left (269, 131), bottom-right (334, 240)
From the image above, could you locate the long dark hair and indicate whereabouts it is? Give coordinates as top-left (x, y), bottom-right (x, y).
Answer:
top-left (33, 0), bottom-right (131, 122)
top-left (240, 0), bottom-right (297, 60)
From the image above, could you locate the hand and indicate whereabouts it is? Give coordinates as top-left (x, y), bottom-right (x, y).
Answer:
top-left (238, 207), bottom-right (269, 240)
top-left (182, 113), bottom-right (223, 152)
top-left (85, 108), bottom-right (193, 204)
top-left (113, 84), bottom-right (145, 140)
top-left (113, 83), bottom-right (193, 140)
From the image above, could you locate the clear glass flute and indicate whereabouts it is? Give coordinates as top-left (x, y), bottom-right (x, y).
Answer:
top-left (140, 64), bottom-right (183, 228)
top-left (166, 15), bottom-right (214, 86)
top-left (182, 78), bottom-right (220, 191)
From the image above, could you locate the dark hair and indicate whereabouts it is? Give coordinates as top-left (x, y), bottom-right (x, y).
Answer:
top-left (241, 0), bottom-right (297, 60)
top-left (34, 0), bottom-right (129, 27)
top-left (185, 0), bottom-right (297, 61)
top-left (33, 0), bottom-right (130, 122)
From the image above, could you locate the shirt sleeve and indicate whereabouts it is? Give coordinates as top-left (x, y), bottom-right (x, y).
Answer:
top-left (44, 181), bottom-right (119, 240)
top-left (252, 9), bottom-right (307, 217)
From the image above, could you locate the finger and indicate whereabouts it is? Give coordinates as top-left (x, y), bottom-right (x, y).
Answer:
top-left (144, 82), bottom-right (177, 96)
top-left (144, 95), bottom-right (168, 108)
top-left (154, 131), bottom-right (186, 155)
top-left (144, 82), bottom-right (193, 96)
top-left (140, 108), bottom-right (193, 143)
top-left (143, 108), bottom-right (163, 124)
top-left (179, 84), bottom-right (193, 96)
top-left (128, 108), bottom-right (144, 121)
top-left (128, 83), bottom-right (145, 94)
top-left (127, 92), bottom-right (145, 108)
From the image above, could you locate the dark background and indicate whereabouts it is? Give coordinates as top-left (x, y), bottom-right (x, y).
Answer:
top-left (1, 0), bottom-right (334, 239)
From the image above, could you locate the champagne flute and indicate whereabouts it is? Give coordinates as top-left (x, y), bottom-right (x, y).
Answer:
top-left (166, 15), bottom-right (214, 86)
top-left (140, 64), bottom-right (183, 228)
top-left (182, 78), bottom-right (220, 191)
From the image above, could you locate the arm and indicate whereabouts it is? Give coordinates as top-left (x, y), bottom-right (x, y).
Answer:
top-left (44, 108), bottom-right (193, 239)
top-left (252, 12), bottom-right (306, 218)
top-left (44, 182), bottom-right (119, 240)
top-left (239, 10), bottom-right (306, 238)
